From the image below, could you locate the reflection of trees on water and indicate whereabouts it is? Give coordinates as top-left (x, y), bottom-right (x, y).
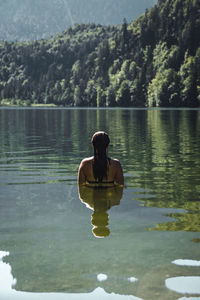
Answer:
top-left (149, 208), bottom-right (200, 232)
top-left (145, 110), bottom-right (200, 232)
top-left (1, 108), bottom-right (200, 231)
top-left (79, 185), bottom-right (123, 237)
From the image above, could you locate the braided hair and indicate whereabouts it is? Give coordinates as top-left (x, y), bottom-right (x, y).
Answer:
top-left (91, 131), bottom-right (110, 183)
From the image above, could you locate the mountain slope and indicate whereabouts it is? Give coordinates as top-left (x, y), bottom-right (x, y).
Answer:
top-left (0, 0), bottom-right (156, 41)
top-left (0, 0), bottom-right (200, 107)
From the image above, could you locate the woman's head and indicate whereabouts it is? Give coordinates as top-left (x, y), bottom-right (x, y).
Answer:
top-left (91, 131), bottom-right (110, 152)
top-left (91, 131), bottom-right (110, 182)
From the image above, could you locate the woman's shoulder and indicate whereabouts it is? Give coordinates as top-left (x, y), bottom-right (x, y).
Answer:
top-left (109, 158), bottom-right (122, 167)
top-left (109, 157), bottom-right (121, 163)
top-left (80, 156), bottom-right (94, 166)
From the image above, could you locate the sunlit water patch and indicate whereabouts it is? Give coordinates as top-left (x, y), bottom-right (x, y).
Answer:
top-left (177, 298), bottom-right (200, 300)
top-left (165, 276), bottom-right (200, 294)
top-left (0, 252), bottom-right (142, 300)
top-left (172, 260), bottom-right (200, 267)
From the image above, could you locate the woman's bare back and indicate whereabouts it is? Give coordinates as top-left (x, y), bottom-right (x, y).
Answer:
top-left (78, 157), bottom-right (124, 186)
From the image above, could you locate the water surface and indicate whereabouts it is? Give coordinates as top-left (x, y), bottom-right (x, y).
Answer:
top-left (0, 108), bottom-right (200, 300)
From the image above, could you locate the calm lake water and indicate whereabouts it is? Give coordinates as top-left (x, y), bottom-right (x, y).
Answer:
top-left (0, 107), bottom-right (200, 300)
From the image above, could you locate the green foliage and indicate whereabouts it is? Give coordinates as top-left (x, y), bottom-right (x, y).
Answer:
top-left (0, 0), bottom-right (200, 107)
top-left (116, 80), bottom-right (131, 106)
top-left (147, 69), bottom-right (180, 106)
top-left (179, 48), bottom-right (200, 106)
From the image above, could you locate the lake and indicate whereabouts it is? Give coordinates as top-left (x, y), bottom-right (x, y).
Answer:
top-left (0, 107), bottom-right (200, 300)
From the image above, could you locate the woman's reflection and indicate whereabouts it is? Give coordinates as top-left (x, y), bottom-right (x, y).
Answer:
top-left (79, 185), bottom-right (123, 238)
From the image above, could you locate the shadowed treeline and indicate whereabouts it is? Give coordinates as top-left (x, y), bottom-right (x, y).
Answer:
top-left (0, 0), bottom-right (200, 107)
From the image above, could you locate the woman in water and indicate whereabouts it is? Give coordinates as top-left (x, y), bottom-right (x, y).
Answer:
top-left (78, 131), bottom-right (124, 186)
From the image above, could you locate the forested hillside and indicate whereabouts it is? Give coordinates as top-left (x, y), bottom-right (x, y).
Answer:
top-left (0, 0), bottom-right (200, 107)
top-left (0, 0), bottom-right (156, 41)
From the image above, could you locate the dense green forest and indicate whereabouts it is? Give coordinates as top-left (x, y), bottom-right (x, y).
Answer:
top-left (0, 0), bottom-right (156, 41)
top-left (0, 0), bottom-right (200, 107)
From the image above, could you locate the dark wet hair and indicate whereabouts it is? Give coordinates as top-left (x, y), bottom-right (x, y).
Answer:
top-left (91, 131), bottom-right (110, 183)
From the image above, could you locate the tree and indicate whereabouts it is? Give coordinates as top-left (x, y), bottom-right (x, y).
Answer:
top-left (179, 51), bottom-right (199, 106)
top-left (85, 80), bottom-right (97, 106)
top-left (121, 18), bottom-right (129, 53)
top-left (106, 85), bottom-right (116, 107)
top-left (74, 85), bottom-right (82, 106)
top-left (116, 80), bottom-right (131, 106)
top-left (147, 69), bottom-right (180, 107)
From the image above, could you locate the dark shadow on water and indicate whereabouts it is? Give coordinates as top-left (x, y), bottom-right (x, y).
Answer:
top-left (78, 185), bottom-right (123, 238)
